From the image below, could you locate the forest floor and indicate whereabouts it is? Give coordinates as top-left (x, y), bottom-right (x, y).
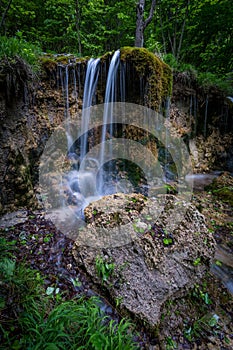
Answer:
top-left (157, 189), bottom-right (233, 350)
top-left (0, 186), bottom-right (232, 349)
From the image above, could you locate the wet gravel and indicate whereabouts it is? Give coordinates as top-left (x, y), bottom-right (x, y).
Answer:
top-left (1, 211), bottom-right (87, 297)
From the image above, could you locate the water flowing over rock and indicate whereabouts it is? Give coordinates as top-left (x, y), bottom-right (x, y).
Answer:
top-left (73, 194), bottom-right (216, 330)
top-left (0, 47), bottom-right (173, 214)
top-left (0, 46), bottom-right (232, 226)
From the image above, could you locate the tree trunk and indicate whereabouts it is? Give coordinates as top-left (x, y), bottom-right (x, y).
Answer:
top-left (75, 0), bottom-right (82, 55)
top-left (177, 0), bottom-right (190, 61)
top-left (0, 0), bottom-right (13, 33)
top-left (135, 0), bottom-right (156, 48)
top-left (135, 0), bottom-right (145, 47)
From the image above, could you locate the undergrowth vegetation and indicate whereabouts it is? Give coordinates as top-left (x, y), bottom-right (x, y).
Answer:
top-left (0, 237), bottom-right (138, 350)
top-left (162, 53), bottom-right (233, 96)
top-left (0, 36), bottom-right (41, 72)
top-left (0, 35), bottom-right (232, 97)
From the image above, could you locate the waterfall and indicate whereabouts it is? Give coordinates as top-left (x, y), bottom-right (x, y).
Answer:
top-left (59, 64), bottom-right (70, 119)
top-left (204, 94), bottom-right (209, 137)
top-left (58, 61), bottom-right (82, 151)
top-left (62, 50), bottom-right (127, 215)
top-left (71, 66), bottom-right (78, 107)
top-left (104, 50), bottom-right (120, 103)
top-left (80, 58), bottom-right (100, 161)
top-left (39, 50), bottom-right (196, 246)
top-left (120, 61), bottom-right (126, 103)
top-left (102, 50), bottom-right (120, 137)
top-left (99, 50), bottom-right (120, 194)
top-left (61, 49), bottom-right (167, 217)
top-left (82, 58), bottom-right (100, 109)
top-left (63, 58), bottom-right (102, 212)
top-left (193, 94), bottom-right (197, 136)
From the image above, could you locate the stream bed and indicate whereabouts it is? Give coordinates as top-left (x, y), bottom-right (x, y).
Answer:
top-left (0, 177), bottom-right (233, 349)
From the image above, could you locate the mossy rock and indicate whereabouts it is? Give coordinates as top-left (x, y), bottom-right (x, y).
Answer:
top-left (211, 187), bottom-right (233, 206)
top-left (40, 54), bottom-right (88, 76)
top-left (120, 47), bottom-right (172, 110)
top-left (40, 56), bottom-right (58, 72)
top-left (73, 194), bottom-right (215, 331)
top-left (205, 172), bottom-right (233, 206)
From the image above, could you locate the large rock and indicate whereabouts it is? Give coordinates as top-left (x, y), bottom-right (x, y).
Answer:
top-left (205, 171), bottom-right (233, 207)
top-left (73, 193), bottom-right (216, 330)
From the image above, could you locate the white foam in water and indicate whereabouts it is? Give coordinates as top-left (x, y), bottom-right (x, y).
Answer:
top-left (76, 170), bottom-right (97, 198)
top-left (80, 58), bottom-right (100, 162)
top-left (99, 50), bottom-right (120, 193)
top-left (64, 50), bottom-right (128, 215)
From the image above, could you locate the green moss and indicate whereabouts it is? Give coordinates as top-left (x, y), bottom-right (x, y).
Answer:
top-left (40, 54), bottom-right (89, 73)
top-left (205, 173), bottom-right (233, 206)
top-left (39, 47), bottom-right (172, 111)
top-left (212, 187), bottom-right (233, 206)
top-left (120, 47), bottom-right (172, 111)
top-left (40, 56), bottom-right (58, 72)
top-left (100, 50), bottom-right (115, 63)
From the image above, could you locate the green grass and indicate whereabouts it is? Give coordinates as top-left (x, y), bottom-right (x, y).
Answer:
top-left (95, 255), bottom-right (115, 283)
top-left (17, 297), bottom-right (137, 350)
top-left (0, 236), bottom-right (138, 350)
top-left (0, 35), bottom-right (41, 72)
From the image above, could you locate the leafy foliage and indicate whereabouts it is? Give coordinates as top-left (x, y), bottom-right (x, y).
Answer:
top-left (0, 237), bottom-right (138, 349)
top-left (18, 297), bottom-right (137, 350)
top-left (0, 0), bottom-right (232, 78)
top-left (0, 35), bottom-right (41, 71)
top-left (184, 313), bottom-right (220, 342)
top-left (95, 255), bottom-right (115, 283)
top-left (0, 0), bottom-right (232, 97)
top-left (197, 72), bottom-right (233, 95)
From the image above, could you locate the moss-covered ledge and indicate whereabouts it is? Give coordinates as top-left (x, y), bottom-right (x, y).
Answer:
top-left (120, 47), bottom-right (172, 110)
top-left (39, 47), bottom-right (173, 111)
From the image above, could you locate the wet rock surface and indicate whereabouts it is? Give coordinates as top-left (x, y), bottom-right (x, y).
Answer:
top-left (0, 189), bottom-right (232, 349)
top-left (157, 185), bottom-right (233, 349)
top-left (194, 173), bottom-right (233, 298)
top-left (205, 172), bottom-right (233, 207)
top-left (0, 210), bottom-right (85, 297)
top-left (73, 194), bottom-right (216, 330)
top-left (0, 209), bottom-right (153, 348)
top-left (189, 130), bottom-right (233, 173)
top-left (0, 66), bottom-right (83, 215)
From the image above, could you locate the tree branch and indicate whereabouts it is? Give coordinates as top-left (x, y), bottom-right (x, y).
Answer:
top-left (177, 0), bottom-right (190, 61)
top-left (144, 0), bottom-right (156, 29)
top-left (0, 0), bottom-right (13, 31)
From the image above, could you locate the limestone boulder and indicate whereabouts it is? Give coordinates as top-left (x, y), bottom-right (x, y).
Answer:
top-left (73, 193), bottom-right (216, 330)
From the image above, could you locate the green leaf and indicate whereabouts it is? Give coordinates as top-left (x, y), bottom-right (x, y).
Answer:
top-left (163, 237), bottom-right (173, 246)
top-left (193, 257), bottom-right (201, 266)
top-left (208, 314), bottom-right (219, 327)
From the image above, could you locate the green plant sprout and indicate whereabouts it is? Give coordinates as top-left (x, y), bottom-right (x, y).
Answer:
top-left (95, 255), bottom-right (115, 283)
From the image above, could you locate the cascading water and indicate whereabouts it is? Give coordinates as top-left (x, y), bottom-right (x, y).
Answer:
top-left (59, 64), bottom-right (70, 119)
top-left (63, 58), bottom-right (102, 214)
top-left (59, 49), bottom-right (172, 220)
top-left (62, 50), bottom-right (134, 217)
top-left (80, 58), bottom-right (100, 162)
top-left (204, 94), bottom-right (209, 137)
top-left (99, 50), bottom-right (120, 194)
top-left (58, 61), bottom-right (77, 151)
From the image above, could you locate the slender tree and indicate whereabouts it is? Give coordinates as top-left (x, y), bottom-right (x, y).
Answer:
top-left (0, 0), bottom-right (13, 33)
top-left (135, 0), bottom-right (156, 47)
top-left (75, 0), bottom-right (82, 54)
